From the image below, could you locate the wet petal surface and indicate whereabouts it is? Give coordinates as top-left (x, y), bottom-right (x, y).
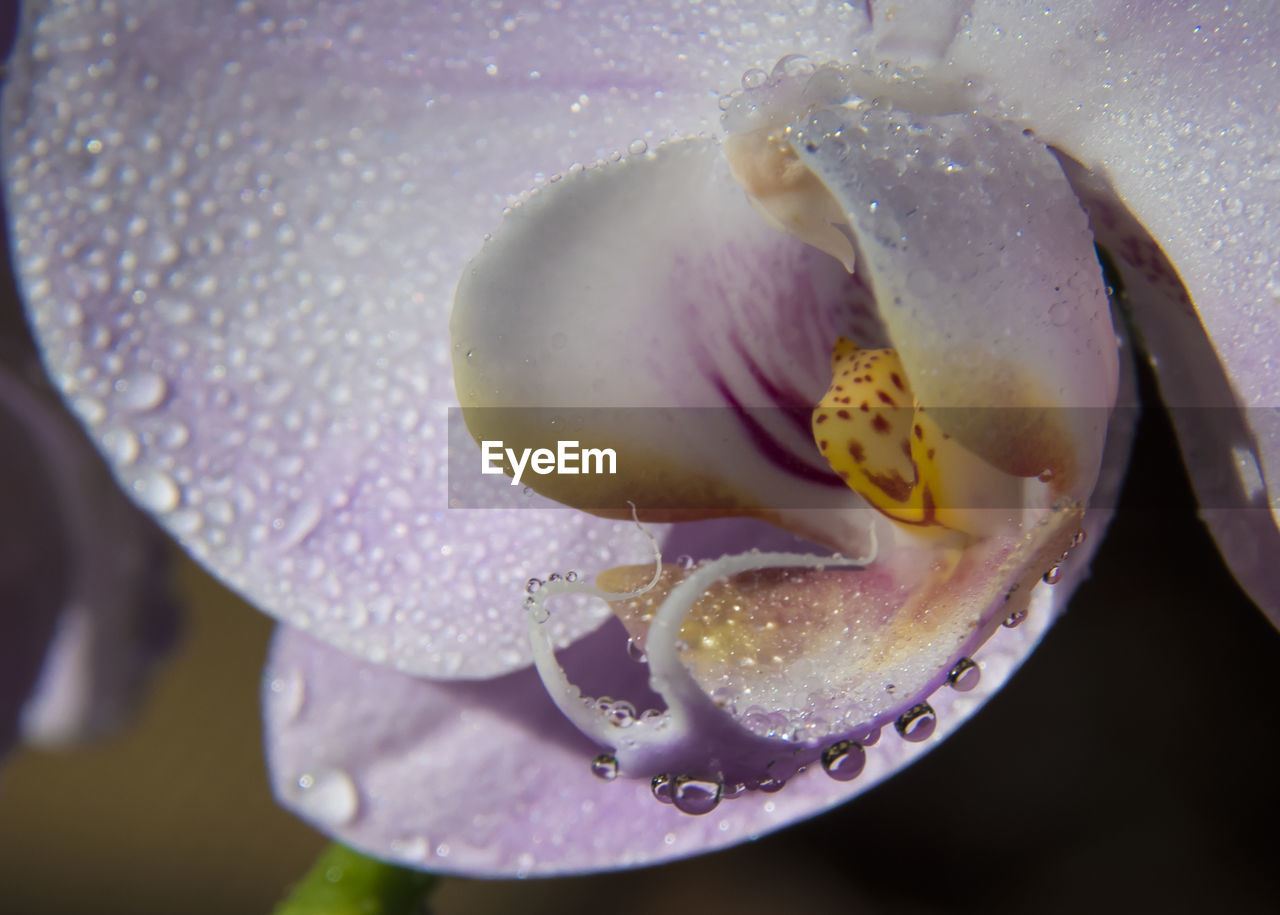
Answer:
top-left (941, 2), bottom-right (1280, 622)
top-left (2, 1), bottom-right (875, 676)
top-left (264, 579), bottom-right (1064, 877)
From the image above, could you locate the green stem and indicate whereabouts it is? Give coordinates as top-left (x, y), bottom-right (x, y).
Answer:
top-left (273, 843), bottom-right (440, 915)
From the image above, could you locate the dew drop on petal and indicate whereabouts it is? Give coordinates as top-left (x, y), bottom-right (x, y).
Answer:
top-left (1003, 608), bottom-right (1029, 628)
top-left (112, 369), bottom-right (167, 411)
top-left (291, 768), bottom-right (358, 826)
top-left (597, 697), bottom-right (636, 728)
top-left (268, 668), bottom-right (307, 723)
top-left (590, 753), bottom-right (619, 782)
top-left (625, 637), bottom-right (648, 663)
top-left (526, 599), bottom-right (549, 624)
top-left (1042, 566), bottom-right (1062, 585)
top-left (672, 776), bottom-right (724, 815)
top-left (757, 776), bottom-right (787, 793)
top-left (895, 703), bottom-right (937, 742)
top-left (947, 657), bottom-right (981, 692)
top-left (129, 468), bottom-right (179, 513)
top-left (651, 774), bottom-right (674, 805)
top-left (100, 425), bottom-right (140, 464)
top-left (820, 739), bottom-right (867, 782)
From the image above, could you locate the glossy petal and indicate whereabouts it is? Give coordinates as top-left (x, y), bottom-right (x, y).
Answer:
top-left (941, 2), bottom-right (1280, 621)
top-left (2, 0), bottom-right (880, 676)
top-left (264, 582), bottom-right (1062, 877)
top-left (264, 329), bottom-right (1138, 878)
top-left (454, 138), bottom-right (874, 546)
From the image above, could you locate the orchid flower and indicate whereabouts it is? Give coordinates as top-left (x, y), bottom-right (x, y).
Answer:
top-left (3, 0), bottom-right (1276, 880)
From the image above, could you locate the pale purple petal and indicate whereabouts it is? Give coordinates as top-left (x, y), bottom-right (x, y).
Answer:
top-left (2, 1), bottom-right (880, 677)
top-left (264, 588), bottom-right (1060, 877)
top-left (944, 2), bottom-right (1280, 622)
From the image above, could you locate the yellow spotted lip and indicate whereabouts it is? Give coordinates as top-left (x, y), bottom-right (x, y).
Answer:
top-left (813, 338), bottom-right (1045, 538)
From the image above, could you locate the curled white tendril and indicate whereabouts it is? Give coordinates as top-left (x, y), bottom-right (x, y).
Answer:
top-left (525, 505), bottom-right (879, 781)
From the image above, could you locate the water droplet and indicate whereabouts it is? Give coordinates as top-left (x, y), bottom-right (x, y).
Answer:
top-left (276, 498), bottom-right (323, 549)
top-left (651, 774), bottom-right (674, 804)
top-left (1003, 608), bottom-right (1028, 628)
top-left (1071, 529), bottom-right (1087, 548)
top-left (741, 67), bottom-right (768, 89)
top-left (291, 768), bottom-right (358, 826)
top-left (526, 578), bottom-right (543, 594)
top-left (820, 740), bottom-right (866, 782)
top-left (565, 570), bottom-right (578, 582)
top-left (1042, 566), bottom-right (1062, 585)
top-left (100, 425), bottom-right (140, 464)
top-left (590, 754), bottom-right (619, 781)
top-left (947, 657), bottom-right (981, 692)
top-left (777, 54), bottom-right (814, 78)
top-left (268, 669), bottom-right (307, 723)
top-left (548, 572), bottom-right (562, 583)
top-left (597, 697), bottom-right (636, 728)
top-left (894, 703), bottom-right (937, 742)
top-left (672, 776), bottom-right (723, 815)
top-left (625, 638), bottom-right (648, 663)
top-left (757, 776), bottom-right (786, 793)
top-left (112, 369), bottom-right (167, 411)
top-left (130, 468), bottom-right (179, 513)
top-left (627, 138), bottom-right (648, 155)
top-left (1037, 468), bottom-right (1054, 483)
top-left (526, 599), bottom-right (549, 624)
top-left (676, 554), bottom-right (695, 571)
top-left (858, 726), bottom-right (882, 747)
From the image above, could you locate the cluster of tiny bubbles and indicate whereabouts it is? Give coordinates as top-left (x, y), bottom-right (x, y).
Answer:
top-left (522, 576), bottom-right (551, 623)
top-left (720, 54), bottom-right (841, 135)
top-left (1003, 607), bottom-right (1029, 629)
top-left (1042, 565), bottom-right (1063, 585)
top-left (894, 702), bottom-right (938, 743)
top-left (820, 739), bottom-right (867, 782)
top-left (946, 657), bottom-right (982, 692)
top-left (590, 753), bottom-right (619, 782)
